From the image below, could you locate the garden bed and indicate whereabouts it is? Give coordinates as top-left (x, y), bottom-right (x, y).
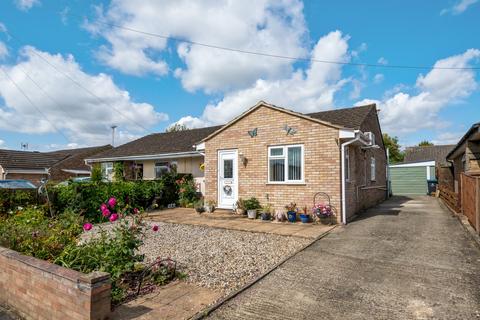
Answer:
top-left (85, 221), bottom-right (311, 294)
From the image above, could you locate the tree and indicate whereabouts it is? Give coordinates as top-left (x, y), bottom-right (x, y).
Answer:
top-left (418, 140), bottom-right (433, 146)
top-left (165, 123), bottom-right (188, 133)
top-left (383, 133), bottom-right (404, 163)
top-left (91, 164), bottom-right (103, 183)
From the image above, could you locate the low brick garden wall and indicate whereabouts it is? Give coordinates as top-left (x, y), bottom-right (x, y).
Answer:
top-left (0, 246), bottom-right (111, 320)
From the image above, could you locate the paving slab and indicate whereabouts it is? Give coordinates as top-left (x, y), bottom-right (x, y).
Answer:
top-left (114, 281), bottom-right (222, 320)
top-left (207, 196), bottom-right (480, 319)
top-left (148, 208), bottom-right (333, 239)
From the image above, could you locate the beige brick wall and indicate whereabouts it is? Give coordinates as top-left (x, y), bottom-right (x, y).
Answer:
top-left (0, 246), bottom-right (111, 320)
top-left (345, 107), bottom-right (387, 217)
top-left (204, 106), bottom-right (342, 219)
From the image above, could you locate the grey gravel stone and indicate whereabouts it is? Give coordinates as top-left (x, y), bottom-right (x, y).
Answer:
top-left (141, 221), bottom-right (310, 293)
top-left (82, 220), bottom-right (310, 294)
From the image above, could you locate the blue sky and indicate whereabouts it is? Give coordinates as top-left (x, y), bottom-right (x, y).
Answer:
top-left (0, 0), bottom-right (479, 151)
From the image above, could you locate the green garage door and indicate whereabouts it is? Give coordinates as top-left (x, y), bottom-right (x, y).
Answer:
top-left (390, 166), bottom-right (427, 195)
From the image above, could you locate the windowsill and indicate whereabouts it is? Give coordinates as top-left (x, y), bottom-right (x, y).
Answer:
top-left (266, 182), bottom-right (306, 186)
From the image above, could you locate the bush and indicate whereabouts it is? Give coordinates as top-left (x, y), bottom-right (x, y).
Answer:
top-left (55, 198), bottom-right (149, 304)
top-left (0, 207), bottom-right (83, 261)
top-left (244, 197), bottom-right (260, 210)
top-left (176, 175), bottom-right (198, 207)
top-left (51, 173), bottom-right (179, 222)
top-left (0, 189), bottom-right (39, 215)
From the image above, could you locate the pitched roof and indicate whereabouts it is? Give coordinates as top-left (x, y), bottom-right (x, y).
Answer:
top-left (404, 145), bottom-right (455, 164)
top-left (88, 126), bottom-right (222, 160)
top-left (446, 122), bottom-right (480, 160)
top-left (0, 146), bottom-right (110, 170)
top-left (88, 102), bottom-right (378, 161)
top-left (306, 104), bottom-right (376, 129)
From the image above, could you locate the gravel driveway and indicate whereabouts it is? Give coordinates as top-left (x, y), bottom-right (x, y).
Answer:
top-left (141, 221), bottom-right (311, 293)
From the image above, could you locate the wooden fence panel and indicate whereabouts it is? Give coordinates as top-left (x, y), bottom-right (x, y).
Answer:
top-left (439, 185), bottom-right (460, 213)
top-left (461, 173), bottom-right (479, 232)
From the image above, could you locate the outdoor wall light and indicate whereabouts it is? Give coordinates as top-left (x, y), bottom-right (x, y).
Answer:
top-left (239, 152), bottom-right (248, 167)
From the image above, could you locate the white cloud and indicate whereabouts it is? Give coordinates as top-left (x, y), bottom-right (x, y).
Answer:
top-left (0, 42), bottom-right (8, 60)
top-left (431, 131), bottom-right (463, 145)
top-left (86, 0), bottom-right (308, 93)
top-left (175, 30), bottom-right (351, 127)
top-left (14, 0), bottom-right (40, 11)
top-left (377, 57), bottom-right (388, 65)
top-left (357, 49), bottom-right (480, 136)
top-left (0, 46), bottom-right (168, 145)
top-left (0, 139), bottom-right (4, 147)
top-left (373, 73), bottom-right (384, 84)
top-left (441, 0), bottom-right (478, 15)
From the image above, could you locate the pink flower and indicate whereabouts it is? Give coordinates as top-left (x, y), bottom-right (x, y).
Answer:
top-left (108, 197), bottom-right (117, 208)
top-left (133, 208), bottom-right (139, 215)
top-left (100, 203), bottom-right (108, 211)
top-left (109, 213), bottom-right (119, 222)
top-left (83, 223), bottom-right (93, 231)
top-left (152, 225), bottom-right (159, 232)
top-left (102, 208), bottom-right (111, 217)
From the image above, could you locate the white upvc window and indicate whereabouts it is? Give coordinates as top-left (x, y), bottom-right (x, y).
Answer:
top-left (154, 162), bottom-right (170, 179)
top-left (370, 157), bottom-right (376, 181)
top-left (268, 144), bottom-right (304, 183)
top-left (101, 162), bottom-right (113, 181)
top-left (345, 147), bottom-right (350, 181)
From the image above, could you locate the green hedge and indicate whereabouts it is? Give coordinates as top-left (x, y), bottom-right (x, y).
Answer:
top-left (51, 173), bottom-right (181, 222)
top-left (0, 189), bottom-right (39, 215)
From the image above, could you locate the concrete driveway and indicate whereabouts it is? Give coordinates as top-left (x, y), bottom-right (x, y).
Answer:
top-left (207, 196), bottom-right (480, 319)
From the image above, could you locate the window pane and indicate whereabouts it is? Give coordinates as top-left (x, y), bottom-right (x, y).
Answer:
top-left (270, 147), bottom-right (283, 156)
top-left (270, 159), bottom-right (285, 181)
top-left (223, 159), bottom-right (233, 178)
top-left (288, 147), bottom-right (302, 180)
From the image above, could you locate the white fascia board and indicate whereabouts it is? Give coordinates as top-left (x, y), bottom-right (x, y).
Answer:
top-left (389, 161), bottom-right (435, 168)
top-left (6, 169), bottom-right (49, 174)
top-left (61, 169), bottom-right (91, 174)
top-left (195, 142), bottom-right (205, 151)
top-left (339, 129), bottom-right (355, 139)
top-left (85, 151), bottom-right (203, 163)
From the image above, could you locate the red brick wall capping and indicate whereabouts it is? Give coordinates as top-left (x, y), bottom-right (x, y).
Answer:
top-left (0, 246), bottom-right (111, 320)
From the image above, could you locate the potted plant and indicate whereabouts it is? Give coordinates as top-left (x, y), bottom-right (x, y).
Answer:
top-left (205, 199), bottom-right (216, 213)
top-left (299, 205), bottom-right (310, 223)
top-left (244, 197), bottom-right (260, 219)
top-left (285, 202), bottom-right (298, 223)
top-left (194, 199), bottom-right (205, 214)
top-left (274, 210), bottom-right (287, 222)
top-left (260, 204), bottom-right (273, 221)
top-left (313, 203), bottom-right (335, 224)
top-left (235, 198), bottom-right (246, 215)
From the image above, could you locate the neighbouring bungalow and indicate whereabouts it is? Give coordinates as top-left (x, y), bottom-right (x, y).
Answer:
top-left (389, 145), bottom-right (454, 196)
top-left (87, 101), bottom-right (387, 224)
top-left (0, 145), bottom-right (112, 186)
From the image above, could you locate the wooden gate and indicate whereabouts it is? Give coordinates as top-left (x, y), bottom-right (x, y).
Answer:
top-left (461, 173), bottom-right (480, 232)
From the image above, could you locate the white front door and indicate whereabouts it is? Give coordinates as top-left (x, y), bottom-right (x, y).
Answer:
top-left (218, 149), bottom-right (238, 209)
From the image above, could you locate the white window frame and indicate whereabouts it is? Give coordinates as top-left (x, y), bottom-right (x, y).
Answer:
top-left (154, 162), bottom-right (170, 179)
top-left (370, 156), bottom-right (376, 181)
top-left (267, 144), bottom-right (304, 184)
top-left (101, 162), bottom-right (113, 181)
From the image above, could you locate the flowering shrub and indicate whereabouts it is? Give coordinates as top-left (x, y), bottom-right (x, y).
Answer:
top-left (312, 203), bottom-right (334, 218)
top-left (52, 176), bottom-right (178, 222)
top-left (0, 207), bottom-right (83, 261)
top-left (55, 197), bottom-right (154, 304)
top-left (176, 175), bottom-right (198, 207)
